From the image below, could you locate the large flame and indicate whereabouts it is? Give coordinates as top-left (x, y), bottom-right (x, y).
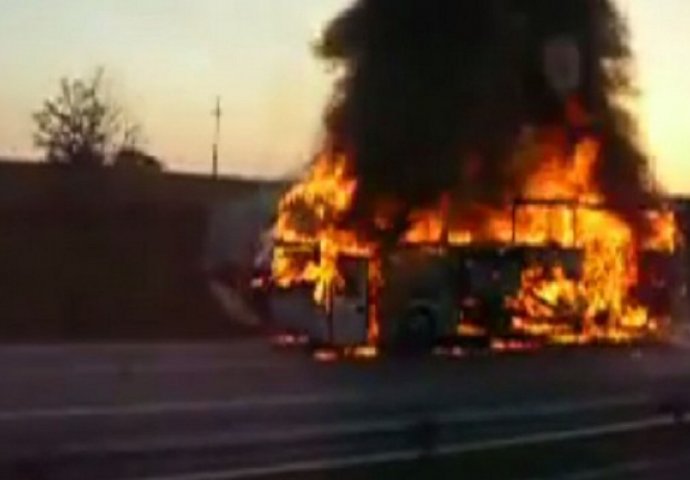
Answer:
top-left (272, 132), bottom-right (678, 347)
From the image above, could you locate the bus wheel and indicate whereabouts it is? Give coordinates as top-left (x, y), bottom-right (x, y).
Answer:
top-left (398, 307), bottom-right (437, 353)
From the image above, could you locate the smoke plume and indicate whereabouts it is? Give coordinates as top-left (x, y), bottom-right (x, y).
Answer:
top-left (316, 0), bottom-right (658, 240)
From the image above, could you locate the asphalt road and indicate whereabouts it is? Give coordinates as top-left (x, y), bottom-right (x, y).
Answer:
top-left (1, 341), bottom-right (690, 479)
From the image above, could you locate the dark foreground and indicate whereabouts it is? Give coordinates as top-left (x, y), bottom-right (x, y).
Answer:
top-left (1, 341), bottom-right (690, 479)
top-left (276, 428), bottom-right (690, 480)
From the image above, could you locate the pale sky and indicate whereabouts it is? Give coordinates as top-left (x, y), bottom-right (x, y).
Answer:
top-left (0, 1), bottom-right (689, 192)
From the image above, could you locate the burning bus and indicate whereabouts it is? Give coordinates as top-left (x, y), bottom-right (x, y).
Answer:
top-left (255, 0), bottom-right (685, 354)
top-left (267, 186), bottom-right (681, 353)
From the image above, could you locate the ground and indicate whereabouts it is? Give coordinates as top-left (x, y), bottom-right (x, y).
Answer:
top-left (1, 341), bottom-right (690, 479)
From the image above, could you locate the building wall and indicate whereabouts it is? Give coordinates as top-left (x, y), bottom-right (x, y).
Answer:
top-left (0, 161), bottom-right (282, 341)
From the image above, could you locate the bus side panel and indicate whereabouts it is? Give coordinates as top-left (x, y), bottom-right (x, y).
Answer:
top-left (270, 287), bottom-right (327, 339)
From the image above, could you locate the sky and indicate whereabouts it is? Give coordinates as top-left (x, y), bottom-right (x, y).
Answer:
top-left (0, 1), bottom-right (689, 192)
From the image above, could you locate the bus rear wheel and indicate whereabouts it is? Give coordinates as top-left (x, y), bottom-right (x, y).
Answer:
top-left (397, 306), bottom-right (437, 353)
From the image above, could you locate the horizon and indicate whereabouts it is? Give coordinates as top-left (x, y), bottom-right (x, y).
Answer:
top-left (1, 0), bottom-right (690, 191)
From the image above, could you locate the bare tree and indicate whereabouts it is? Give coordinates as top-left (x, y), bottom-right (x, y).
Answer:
top-left (112, 117), bottom-right (164, 172)
top-left (121, 121), bottom-right (144, 152)
top-left (33, 69), bottom-right (122, 167)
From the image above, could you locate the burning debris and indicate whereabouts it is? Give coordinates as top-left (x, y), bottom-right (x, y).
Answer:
top-left (269, 0), bottom-right (681, 351)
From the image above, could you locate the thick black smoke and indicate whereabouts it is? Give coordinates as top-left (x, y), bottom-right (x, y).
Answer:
top-left (316, 0), bottom-right (658, 240)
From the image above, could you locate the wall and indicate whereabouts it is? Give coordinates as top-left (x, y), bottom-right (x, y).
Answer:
top-left (0, 161), bottom-right (282, 341)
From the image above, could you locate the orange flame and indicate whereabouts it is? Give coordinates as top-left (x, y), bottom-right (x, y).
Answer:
top-left (272, 131), bottom-right (678, 348)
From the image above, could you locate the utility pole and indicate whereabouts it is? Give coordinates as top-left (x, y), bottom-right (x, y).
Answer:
top-left (212, 96), bottom-right (222, 179)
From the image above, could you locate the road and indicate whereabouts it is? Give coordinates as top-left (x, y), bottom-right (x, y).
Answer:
top-left (1, 341), bottom-right (690, 479)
